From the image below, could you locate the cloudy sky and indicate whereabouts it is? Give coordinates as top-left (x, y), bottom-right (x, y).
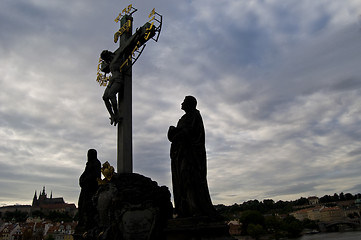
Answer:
top-left (1, 0), bottom-right (361, 207)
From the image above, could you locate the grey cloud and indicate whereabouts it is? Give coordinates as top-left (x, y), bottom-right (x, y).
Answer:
top-left (346, 184), bottom-right (361, 194)
top-left (265, 183), bottom-right (317, 197)
top-left (330, 77), bottom-right (361, 92)
top-left (348, 148), bottom-right (361, 157)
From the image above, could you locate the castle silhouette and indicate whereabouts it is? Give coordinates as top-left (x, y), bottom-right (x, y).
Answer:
top-left (31, 186), bottom-right (76, 214)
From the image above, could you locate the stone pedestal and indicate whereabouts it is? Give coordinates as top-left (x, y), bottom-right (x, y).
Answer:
top-left (165, 217), bottom-right (235, 240)
top-left (74, 172), bottom-right (235, 240)
top-left (75, 172), bottom-right (173, 240)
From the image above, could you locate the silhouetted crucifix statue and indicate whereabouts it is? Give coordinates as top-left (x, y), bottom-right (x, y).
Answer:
top-left (97, 5), bottom-right (162, 173)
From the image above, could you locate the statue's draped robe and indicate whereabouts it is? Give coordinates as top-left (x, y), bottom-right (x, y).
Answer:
top-left (169, 109), bottom-right (217, 218)
top-left (78, 156), bottom-right (101, 230)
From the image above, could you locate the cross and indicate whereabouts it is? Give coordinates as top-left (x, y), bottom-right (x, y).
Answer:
top-left (97, 5), bottom-right (162, 174)
top-left (117, 13), bottom-right (133, 174)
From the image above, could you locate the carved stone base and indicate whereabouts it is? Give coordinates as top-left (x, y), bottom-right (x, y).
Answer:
top-left (75, 172), bottom-right (173, 240)
top-left (165, 217), bottom-right (235, 240)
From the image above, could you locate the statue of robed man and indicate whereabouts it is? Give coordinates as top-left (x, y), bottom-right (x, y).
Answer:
top-left (168, 96), bottom-right (219, 219)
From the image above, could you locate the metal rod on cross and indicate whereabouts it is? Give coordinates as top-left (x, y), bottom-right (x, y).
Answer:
top-left (97, 5), bottom-right (162, 174)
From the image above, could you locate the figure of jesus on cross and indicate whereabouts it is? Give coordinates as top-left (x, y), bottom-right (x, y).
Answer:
top-left (100, 14), bottom-right (157, 126)
top-left (100, 49), bottom-right (125, 126)
top-left (97, 5), bottom-right (162, 173)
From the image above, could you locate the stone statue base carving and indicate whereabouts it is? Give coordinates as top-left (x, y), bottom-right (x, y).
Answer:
top-left (74, 172), bottom-right (173, 240)
top-left (73, 171), bottom-right (233, 240)
top-left (165, 216), bottom-right (235, 240)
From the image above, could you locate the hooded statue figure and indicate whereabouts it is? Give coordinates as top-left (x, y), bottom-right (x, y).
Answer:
top-left (77, 149), bottom-right (101, 231)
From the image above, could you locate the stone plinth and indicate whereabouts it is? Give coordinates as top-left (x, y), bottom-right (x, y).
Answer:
top-left (165, 217), bottom-right (235, 240)
top-left (75, 172), bottom-right (173, 240)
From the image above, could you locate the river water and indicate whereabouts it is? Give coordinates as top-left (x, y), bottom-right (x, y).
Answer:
top-left (297, 231), bottom-right (361, 240)
top-left (234, 231), bottom-right (361, 240)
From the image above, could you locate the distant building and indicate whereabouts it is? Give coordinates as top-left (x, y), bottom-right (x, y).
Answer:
top-left (31, 187), bottom-right (76, 216)
top-left (228, 220), bottom-right (242, 236)
top-left (45, 222), bottom-right (76, 240)
top-left (290, 207), bottom-right (313, 221)
top-left (319, 206), bottom-right (343, 222)
top-left (0, 186), bottom-right (77, 221)
top-left (308, 196), bottom-right (319, 205)
top-left (291, 203), bottom-right (358, 222)
top-left (0, 223), bottom-right (21, 240)
top-left (291, 206), bottom-right (313, 221)
top-left (307, 206), bottom-right (323, 221)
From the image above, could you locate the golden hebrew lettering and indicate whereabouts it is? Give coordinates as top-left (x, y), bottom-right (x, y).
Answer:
top-left (148, 8), bottom-right (155, 18)
top-left (119, 55), bottom-right (132, 72)
top-left (115, 4), bottom-right (133, 22)
top-left (131, 42), bottom-right (140, 56)
top-left (98, 5), bottom-right (162, 86)
top-left (114, 20), bottom-right (132, 43)
top-left (146, 22), bottom-right (154, 31)
top-left (122, 4), bottom-right (132, 15)
top-left (148, 16), bottom-right (155, 22)
top-left (127, 4), bottom-right (133, 12)
top-left (114, 14), bottom-right (121, 23)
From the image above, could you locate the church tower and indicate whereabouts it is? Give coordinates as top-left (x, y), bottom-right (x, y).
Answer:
top-left (32, 190), bottom-right (38, 206)
top-left (39, 186), bottom-right (47, 201)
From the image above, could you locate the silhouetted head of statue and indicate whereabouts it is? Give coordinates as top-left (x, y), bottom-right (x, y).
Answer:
top-left (181, 96), bottom-right (197, 112)
top-left (87, 149), bottom-right (98, 161)
top-left (100, 50), bottom-right (113, 63)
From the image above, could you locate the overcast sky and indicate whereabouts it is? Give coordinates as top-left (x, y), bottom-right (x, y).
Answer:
top-left (1, 0), bottom-right (361, 207)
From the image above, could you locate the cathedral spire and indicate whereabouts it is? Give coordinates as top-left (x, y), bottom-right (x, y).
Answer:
top-left (32, 190), bottom-right (38, 206)
top-left (39, 186), bottom-right (47, 201)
